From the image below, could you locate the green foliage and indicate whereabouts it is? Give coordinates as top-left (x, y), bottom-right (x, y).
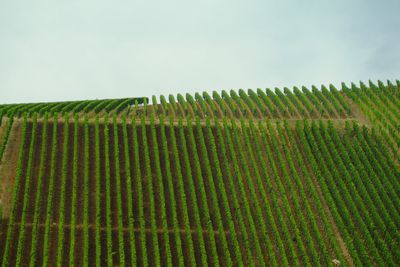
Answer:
top-left (1, 80), bottom-right (399, 266)
top-left (121, 115), bottom-right (137, 266)
top-left (131, 116), bottom-right (148, 266)
top-left (83, 115), bottom-right (90, 267)
top-left (69, 114), bottom-right (79, 266)
top-left (26, 114), bottom-right (49, 265)
top-left (104, 113), bottom-right (113, 267)
top-left (42, 113), bottom-right (59, 267)
top-left (56, 113), bottom-right (70, 267)
top-left (186, 117), bottom-right (220, 266)
top-left (141, 115), bottom-right (161, 266)
top-left (150, 116), bottom-right (172, 265)
top-left (178, 117), bottom-right (208, 266)
top-left (94, 115), bottom-right (102, 266)
top-left (169, 116), bottom-right (197, 266)
top-left (112, 114), bottom-right (126, 266)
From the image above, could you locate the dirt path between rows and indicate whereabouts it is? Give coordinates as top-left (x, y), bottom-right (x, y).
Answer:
top-left (342, 95), bottom-right (371, 127)
top-left (14, 222), bottom-right (230, 235)
top-left (0, 120), bottom-right (22, 218)
top-left (0, 118), bottom-right (8, 146)
top-left (3, 116), bottom-right (372, 131)
top-left (313, 178), bottom-right (354, 266)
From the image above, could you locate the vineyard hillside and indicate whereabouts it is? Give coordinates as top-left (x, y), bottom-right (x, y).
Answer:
top-left (0, 80), bottom-right (399, 266)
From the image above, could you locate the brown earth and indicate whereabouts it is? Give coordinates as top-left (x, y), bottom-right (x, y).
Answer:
top-left (0, 120), bottom-right (22, 219)
top-left (0, 118), bottom-right (8, 146)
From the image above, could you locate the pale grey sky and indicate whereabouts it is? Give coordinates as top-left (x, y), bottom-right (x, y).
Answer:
top-left (0, 0), bottom-right (399, 104)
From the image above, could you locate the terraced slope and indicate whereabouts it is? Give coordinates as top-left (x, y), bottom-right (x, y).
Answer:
top-left (0, 80), bottom-right (399, 266)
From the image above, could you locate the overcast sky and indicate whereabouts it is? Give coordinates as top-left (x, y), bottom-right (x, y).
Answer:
top-left (0, 0), bottom-right (399, 104)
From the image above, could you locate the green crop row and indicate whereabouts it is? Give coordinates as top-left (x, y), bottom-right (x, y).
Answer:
top-left (141, 116), bottom-right (161, 266)
top-left (28, 113), bottom-right (49, 266)
top-left (104, 114), bottom-right (113, 267)
top-left (56, 114), bottom-right (70, 267)
top-left (0, 97), bottom-right (149, 118)
top-left (42, 113), bottom-right (59, 267)
top-left (121, 116), bottom-right (137, 266)
top-left (131, 117), bottom-right (148, 266)
top-left (83, 115), bottom-right (90, 267)
top-left (149, 115), bottom-right (172, 266)
top-left (94, 115), bottom-right (102, 266)
top-left (112, 114), bottom-right (126, 266)
top-left (169, 116), bottom-right (197, 265)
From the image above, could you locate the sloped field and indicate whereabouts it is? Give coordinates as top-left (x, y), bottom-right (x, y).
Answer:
top-left (0, 81), bottom-right (399, 266)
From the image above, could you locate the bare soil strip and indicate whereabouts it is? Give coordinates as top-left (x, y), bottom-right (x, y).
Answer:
top-left (12, 223), bottom-right (230, 234)
top-left (0, 119), bottom-right (8, 148)
top-left (2, 115), bottom-right (371, 130)
top-left (342, 95), bottom-right (371, 127)
top-left (312, 178), bottom-right (354, 266)
top-left (0, 120), bottom-right (22, 218)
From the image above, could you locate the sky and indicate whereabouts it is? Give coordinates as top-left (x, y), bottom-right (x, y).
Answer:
top-left (0, 0), bottom-right (399, 104)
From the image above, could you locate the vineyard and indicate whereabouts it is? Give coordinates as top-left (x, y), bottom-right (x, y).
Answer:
top-left (0, 80), bottom-right (399, 266)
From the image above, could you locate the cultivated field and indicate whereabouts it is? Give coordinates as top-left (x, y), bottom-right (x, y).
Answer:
top-left (0, 80), bottom-right (399, 266)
